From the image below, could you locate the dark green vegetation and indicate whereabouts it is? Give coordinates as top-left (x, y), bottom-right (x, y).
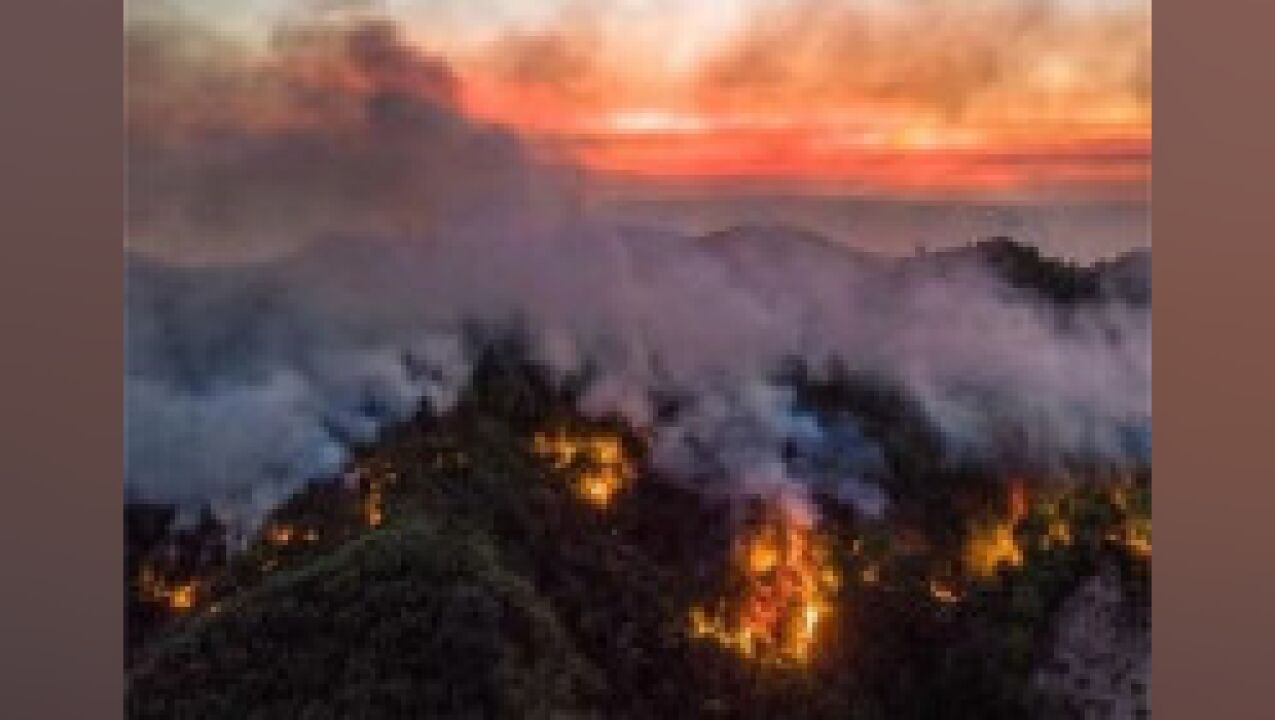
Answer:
top-left (126, 240), bottom-right (1151, 718)
top-left (129, 521), bottom-right (597, 719)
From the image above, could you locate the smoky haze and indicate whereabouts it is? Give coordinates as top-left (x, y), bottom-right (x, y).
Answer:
top-left (125, 12), bottom-right (1150, 534)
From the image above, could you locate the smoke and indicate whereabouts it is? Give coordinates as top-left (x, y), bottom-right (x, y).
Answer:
top-left (126, 7), bottom-right (580, 262)
top-left (125, 12), bottom-right (1150, 531)
top-left (125, 243), bottom-right (473, 533)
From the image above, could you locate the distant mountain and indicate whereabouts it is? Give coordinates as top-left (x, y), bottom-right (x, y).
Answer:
top-left (911, 236), bottom-right (1150, 306)
top-left (689, 224), bottom-right (1150, 307)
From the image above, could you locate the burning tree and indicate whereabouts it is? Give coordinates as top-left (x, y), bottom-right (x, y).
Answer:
top-left (137, 565), bottom-right (199, 613)
top-left (963, 479), bottom-right (1030, 579)
top-left (532, 429), bottom-right (634, 508)
top-left (689, 499), bottom-right (840, 666)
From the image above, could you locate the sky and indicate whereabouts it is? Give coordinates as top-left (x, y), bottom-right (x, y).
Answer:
top-left (148, 0), bottom-right (1150, 201)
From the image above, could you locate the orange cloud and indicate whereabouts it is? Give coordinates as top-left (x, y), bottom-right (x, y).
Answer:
top-left (450, 0), bottom-right (1149, 198)
top-left (134, 1), bottom-right (1150, 199)
top-left (554, 127), bottom-right (1146, 197)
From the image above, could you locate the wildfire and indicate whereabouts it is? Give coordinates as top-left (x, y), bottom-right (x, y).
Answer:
top-left (1121, 516), bottom-right (1152, 558)
top-left (965, 520), bottom-right (1022, 577)
top-left (268, 523), bottom-right (295, 546)
top-left (139, 565), bottom-right (199, 613)
top-left (1108, 483), bottom-right (1130, 511)
top-left (532, 430), bottom-right (634, 508)
top-left (1046, 517), bottom-right (1073, 548)
top-left (689, 503), bottom-right (839, 666)
top-left (964, 479), bottom-right (1029, 578)
top-left (267, 522), bottom-right (319, 547)
top-left (1040, 497), bottom-right (1074, 549)
top-left (1107, 480), bottom-right (1151, 558)
top-left (1116, 514), bottom-right (1157, 558)
top-left (346, 460), bottom-right (397, 528)
top-left (364, 480), bottom-right (384, 527)
top-left (1008, 479), bottom-right (1029, 525)
top-left (860, 564), bottom-right (880, 585)
top-left (929, 579), bottom-right (962, 604)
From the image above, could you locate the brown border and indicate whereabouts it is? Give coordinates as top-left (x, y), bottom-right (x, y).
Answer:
top-left (0, 0), bottom-right (123, 715)
top-left (1155, 1), bottom-right (1275, 717)
top-left (2, 1), bottom-right (1275, 718)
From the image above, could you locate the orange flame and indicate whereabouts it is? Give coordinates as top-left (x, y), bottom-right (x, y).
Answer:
top-left (860, 564), bottom-right (880, 585)
top-left (964, 480), bottom-right (1029, 578)
top-left (1107, 480), bottom-right (1151, 558)
top-left (268, 523), bottom-right (295, 546)
top-left (1038, 497), bottom-right (1073, 550)
top-left (364, 480), bottom-right (384, 528)
top-left (139, 565), bottom-right (199, 613)
top-left (929, 579), bottom-right (962, 604)
top-left (964, 520), bottom-right (1023, 577)
top-left (348, 460), bottom-right (396, 528)
top-left (1124, 519), bottom-right (1152, 557)
top-left (532, 430), bottom-right (634, 508)
top-left (689, 503), bottom-right (839, 665)
top-left (1008, 478), bottom-right (1029, 525)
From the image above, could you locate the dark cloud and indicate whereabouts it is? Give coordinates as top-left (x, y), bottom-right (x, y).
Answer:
top-left (127, 12), bottom-right (579, 261)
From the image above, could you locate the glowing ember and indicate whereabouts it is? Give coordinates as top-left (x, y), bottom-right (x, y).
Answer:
top-left (964, 480), bottom-right (1029, 578)
top-left (965, 520), bottom-right (1023, 578)
top-left (268, 524), bottom-right (295, 546)
top-left (167, 583), bottom-right (196, 610)
top-left (929, 579), bottom-right (961, 604)
top-left (1106, 480), bottom-right (1151, 558)
top-left (1122, 516), bottom-right (1152, 558)
top-left (139, 565), bottom-right (199, 613)
top-left (1034, 496), bottom-right (1074, 550)
top-left (364, 480), bottom-right (384, 527)
top-left (1046, 517), bottom-right (1073, 548)
top-left (689, 503), bottom-right (839, 666)
top-left (1108, 483), bottom-right (1130, 511)
top-left (532, 430), bottom-right (634, 508)
top-left (1008, 478), bottom-right (1029, 525)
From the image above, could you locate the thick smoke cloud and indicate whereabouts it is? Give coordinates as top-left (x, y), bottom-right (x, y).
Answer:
top-left (126, 13), bottom-right (1150, 532)
top-left (125, 244), bottom-right (473, 531)
top-left (126, 8), bottom-right (579, 262)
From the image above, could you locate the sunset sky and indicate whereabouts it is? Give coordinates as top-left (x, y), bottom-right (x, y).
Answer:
top-left (156, 0), bottom-right (1150, 201)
